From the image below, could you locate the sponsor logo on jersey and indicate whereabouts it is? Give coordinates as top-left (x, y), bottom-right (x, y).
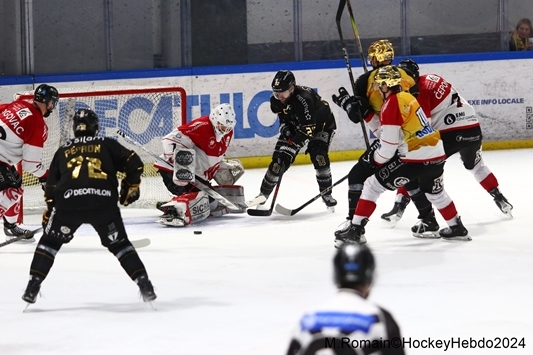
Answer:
top-left (16, 108), bottom-right (32, 120)
top-left (208, 137), bottom-right (216, 148)
top-left (63, 188), bottom-right (112, 198)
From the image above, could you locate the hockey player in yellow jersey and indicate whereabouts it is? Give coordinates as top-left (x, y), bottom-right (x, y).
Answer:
top-left (334, 66), bottom-right (470, 246)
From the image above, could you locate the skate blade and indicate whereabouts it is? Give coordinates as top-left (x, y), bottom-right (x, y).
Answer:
top-left (441, 235), bottom-right (472, 241)
top-left (412, 232), bottom-right (440, 239)
top-left (23, 302), bottom-right (31, 312)
top-left (147, 301), bottom-right (157, 310)
top-left (334, 235), bottom-right (367, 249)
top-left (326, 206), bottom-right (335, 213)
top-left (381, 216), bottom-right (399, 228)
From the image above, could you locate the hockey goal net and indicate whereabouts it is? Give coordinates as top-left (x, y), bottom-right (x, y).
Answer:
top-left (17, 86), bottom-right (187, 213)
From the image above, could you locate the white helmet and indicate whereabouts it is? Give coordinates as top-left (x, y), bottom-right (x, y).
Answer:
top-left (209, 103), bottom-right (236, 142)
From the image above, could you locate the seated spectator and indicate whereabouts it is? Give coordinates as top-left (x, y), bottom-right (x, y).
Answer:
top-left (509, 18), bottom-right (533, 51)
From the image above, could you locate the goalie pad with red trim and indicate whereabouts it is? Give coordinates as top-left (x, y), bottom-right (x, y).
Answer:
top-left (157, 190), bottom-right (210, 227)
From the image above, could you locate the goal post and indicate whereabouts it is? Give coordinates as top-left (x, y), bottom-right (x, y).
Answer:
top-left (16, 86), bottom-right (187, 216)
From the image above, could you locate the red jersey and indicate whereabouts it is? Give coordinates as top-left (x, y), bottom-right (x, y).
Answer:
top-left (154, 116), bottom-right (233, 181)
top-left (417, 74), bottom-right (479, 132)
top-left (0, 99), bottom-right (48, 178)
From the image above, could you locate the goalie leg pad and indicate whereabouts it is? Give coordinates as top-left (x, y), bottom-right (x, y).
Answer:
top-left (214, 159), bottom-right (245, 185)
top-left (213, 185), bottom-right (245, 213)
top-left (173, 148), bottom-right (196, 185)
top-left (161, 191), bottom-right (210, 226)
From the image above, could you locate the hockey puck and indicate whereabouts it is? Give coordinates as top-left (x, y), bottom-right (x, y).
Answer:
top-left (194, 230), bottom-right (202, 235)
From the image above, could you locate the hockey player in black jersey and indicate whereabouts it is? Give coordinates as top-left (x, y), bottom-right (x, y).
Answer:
top-left (22, 109), bottom-right (156, 306)
top-left (286, 243), bottom-right (405, 355)
top-left (255, 70), bottom-right (338, 210)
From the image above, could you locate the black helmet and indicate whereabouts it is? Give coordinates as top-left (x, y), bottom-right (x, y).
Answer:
top-left (271, 70), bottom-right (295, 93)
top-left (333, 243), bottom-right (375, 288)
top-left (73, 109), bottom-right (99, 137)
top-left (398, 59), bottom-right (420, 81)
top-left (34, 84), bottom-right (59, 110)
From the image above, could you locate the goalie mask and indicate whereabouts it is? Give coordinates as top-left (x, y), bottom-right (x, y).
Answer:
top-left (367, 39), bottom-right (394, 67)
top-left (209, 103), bottom-right (236, 142)
top-left (333, 243), bottom-right (375, 288)
top-left (73, 109), bottom-right (99, 137)
top-left (34, 84), bottom-right (59, 117)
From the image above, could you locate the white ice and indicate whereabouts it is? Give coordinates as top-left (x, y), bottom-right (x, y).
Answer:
top-left (1, 149), bottom-right (532, 355)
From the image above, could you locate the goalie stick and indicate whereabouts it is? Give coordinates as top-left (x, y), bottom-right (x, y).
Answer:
top-left (275, 174), bottom-right (348, 216)
top-left (336, 0), bottom-right (370, 149)
top-left (116, 130), bottom-right (244, 212)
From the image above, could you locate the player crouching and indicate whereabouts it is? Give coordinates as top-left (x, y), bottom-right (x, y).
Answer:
top-left (154, 103), bottom-right (245, 227)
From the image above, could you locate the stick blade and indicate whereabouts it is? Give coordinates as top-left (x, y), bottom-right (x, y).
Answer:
top-left (131, 238), bottom-right (151, 248)
top-left (274, 204), bottom-right (295, 216)
top-left (247, 208), bottom-right (273, 217)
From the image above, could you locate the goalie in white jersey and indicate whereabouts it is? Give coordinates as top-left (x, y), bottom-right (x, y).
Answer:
top-left (0, 84), bottom-right (59, 243)
top-left (286, 243), bottom-right (405, 355)
top-left (153, 103), bottom-right (245, 227)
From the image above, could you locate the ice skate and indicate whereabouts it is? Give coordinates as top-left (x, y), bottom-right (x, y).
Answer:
top-left (4, 217), bottom-right (35, 244)
top-left (136, 274), bottom-right (157, 304)
top-left (489, 188), bottom-right (513, 217)
top-left (322, 193), bottom-right (337, 213)
top-left (411, 210), bottom-right (440, 238)
top-left (440, 216), bottom-right (471, 241)
top-left (156, 206), bottom-right (185, 227)
top-left (22, 276), bottom-right (43, 309)
top-left (381, 196), bottom-right (410, 227)
top-left (334, 219), bottom-right (368, 248)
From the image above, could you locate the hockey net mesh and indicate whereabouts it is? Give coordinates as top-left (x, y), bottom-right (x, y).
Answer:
top-left (17, 86), bottom-right (187, 212)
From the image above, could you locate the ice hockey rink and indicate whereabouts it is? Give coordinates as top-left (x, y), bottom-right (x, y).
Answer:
top-left (1, 149), bottom-right (532, 355)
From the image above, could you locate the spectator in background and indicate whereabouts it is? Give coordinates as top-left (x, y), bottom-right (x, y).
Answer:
top-left (509, 18), bottom-right (533, 51)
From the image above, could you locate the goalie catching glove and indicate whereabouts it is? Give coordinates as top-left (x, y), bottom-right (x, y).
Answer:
top-left (120, 179), bottom-right (140, 206)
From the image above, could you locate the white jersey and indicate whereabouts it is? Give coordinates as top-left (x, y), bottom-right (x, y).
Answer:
top-left (287, 289), bottom-right (404, 355)
top-left (0, 99), bottom-right (48, 178)
top-left (154, 116), bottom-right (233, 181)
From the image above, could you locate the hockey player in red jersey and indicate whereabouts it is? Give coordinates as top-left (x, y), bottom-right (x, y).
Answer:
top-left (154, 103), bottom-right (245, 226)
top-left (335, 66), bottom-right (469, 246)
top-left (0, 84), bottom-right (58, 243)
top-left (380, 59), bottom-right (513, 231)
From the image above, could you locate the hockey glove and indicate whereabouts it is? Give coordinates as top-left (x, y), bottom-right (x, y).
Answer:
top-left (332, 87), bottom-right (363, 124)
top-left (270, 97), bottom-right (284, 114)
top-left (119, 180), bottom-right (140, 206)
top-left (279, 123), bottom-right (295, 140)
top-left (42, 209), bottom-right (51, 229)
top-left (39, 176), bottom-right (48, 191)
top-left (359, 140), bottom-right (381, 171)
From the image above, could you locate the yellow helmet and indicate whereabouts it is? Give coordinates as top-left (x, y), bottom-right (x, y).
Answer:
top-left (367, 39), bottom-right (394, 64)
top-left (374, 65), bottom-right (402, 87)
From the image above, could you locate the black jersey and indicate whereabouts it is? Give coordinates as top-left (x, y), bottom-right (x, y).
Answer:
top-left (45, 136), bottom-right (143, 211)
top-left (271, 85), bottom-right (336, 140)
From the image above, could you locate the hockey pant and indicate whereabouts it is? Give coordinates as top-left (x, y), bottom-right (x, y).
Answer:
top-left (351, 157), bottom-right (460, 228)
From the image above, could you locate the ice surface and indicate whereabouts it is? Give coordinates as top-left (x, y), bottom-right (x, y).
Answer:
top-left (1, 149), bottom-right (532, 354)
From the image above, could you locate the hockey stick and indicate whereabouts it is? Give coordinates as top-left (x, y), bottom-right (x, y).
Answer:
top-left (131, 238), bottom-right (151, 248)
top-left (116, 130), bottom-right (243, 211)
top-left (0, 227), bottom-right (42, 248)
top-left (247, 173), bottom-right (283, 217)
top-left (275, 174), bottom-right (349, 216)
top-left (335, 0), bottom-right (370, 149)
